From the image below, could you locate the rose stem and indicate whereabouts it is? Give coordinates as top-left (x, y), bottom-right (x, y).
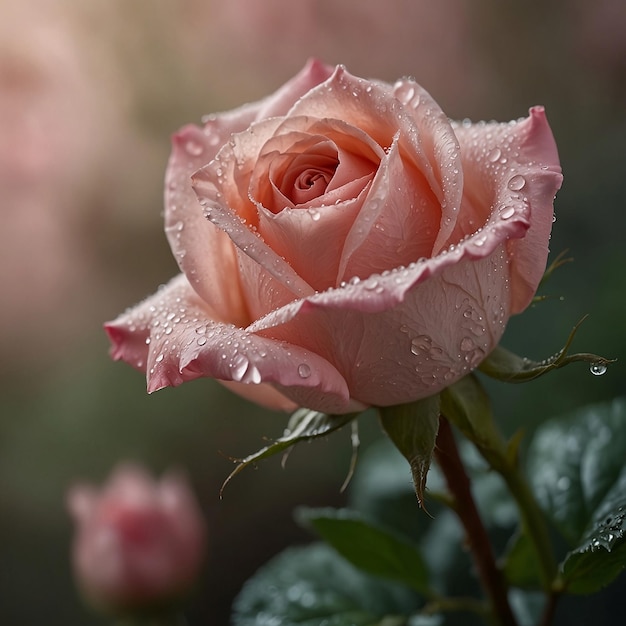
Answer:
top-left (434, 417), bottom-right (518, 626)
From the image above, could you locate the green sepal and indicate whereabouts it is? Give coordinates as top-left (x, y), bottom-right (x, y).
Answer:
top-left (220, 408), bottom-right (359, 495)
top-left (379, 397), bottom-right (440, 510)
top-left (478, 316), bottom-right (614, 383)
top-left (296, 507), bottom-right (432, 596)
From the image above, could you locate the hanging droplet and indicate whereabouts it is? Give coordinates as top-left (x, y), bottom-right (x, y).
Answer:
top-left (590, 362), bottom-right (607, 376)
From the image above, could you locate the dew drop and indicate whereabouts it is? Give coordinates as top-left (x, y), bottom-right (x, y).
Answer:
top-left (197, 336), bottom-right (207, 346)
top-left (298, 363), bottom-right (311, 379)
top-left (230, 355), bottom-right (250, 382)
top-left (460, 337), bottom-right (475, 352)
top-left (507, 174), bottom-right (526, 191)
top-left (411, 335), bottom-right (431, 355)
top-left (590, 362), bottom-right (607, 376)
top-left (184, 139), bottom-right (204, 156)
top-left (487, 147), bottom-right (502, 162)
top-left (500, 206), bottom-right (515, 220)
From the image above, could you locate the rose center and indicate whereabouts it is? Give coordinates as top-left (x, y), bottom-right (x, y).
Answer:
top-left (289, 165), bottom-right (337, 204)
top-left (279, 152), bottom-right (338, 206)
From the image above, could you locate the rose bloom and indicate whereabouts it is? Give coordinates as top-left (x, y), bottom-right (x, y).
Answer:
top-left (106, 60), bottom-right (562, 414)
top-left (67, 464), bottom-right (206, 613)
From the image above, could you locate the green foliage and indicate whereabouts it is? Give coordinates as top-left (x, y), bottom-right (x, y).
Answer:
top-left (526, 398), bottom-right (626, 594)
top-left (231, 543), bottom-right (423, 626)
top-left (295, 507), bottom-right (431, 595)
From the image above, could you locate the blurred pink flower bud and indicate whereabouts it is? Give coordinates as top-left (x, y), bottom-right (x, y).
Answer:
top-left (67, 463), bottom-right (206, 613)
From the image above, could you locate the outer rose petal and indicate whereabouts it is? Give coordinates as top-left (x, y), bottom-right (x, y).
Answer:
top-left (452, 107), bottom-right (562, 312)
top-left (105, 274), bottom-right (356, 414)
top-left (249, 238), bottom-right (516, 407)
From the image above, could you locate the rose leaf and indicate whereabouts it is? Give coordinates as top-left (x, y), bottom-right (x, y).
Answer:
top-left (295, 507), bottom-right (431, 596)
top-left (526, 398), bottom-right (626, 594)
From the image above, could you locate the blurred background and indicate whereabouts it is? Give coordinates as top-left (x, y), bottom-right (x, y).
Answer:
top-left (1, 0), bottom-right (624, 624)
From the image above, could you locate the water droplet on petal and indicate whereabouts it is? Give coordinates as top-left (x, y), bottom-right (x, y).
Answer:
top-left (411, 335), bottom-right (431, 355)
top-left (298, 363), bottom-right (311, 379)
top-left (487, 147), bottom-right (502, 162)
top-left (507, 174), bottom-right (526, 191)
top-left (460, 337), bottom-right (475, 352)
top-left (184, 139), bottom-right (204, 156)
top-left (500, 206), bottom-right (515, 220)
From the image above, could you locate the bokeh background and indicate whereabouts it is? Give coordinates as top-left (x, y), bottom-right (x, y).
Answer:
top-left (1, 0), bottom-right (624, 624)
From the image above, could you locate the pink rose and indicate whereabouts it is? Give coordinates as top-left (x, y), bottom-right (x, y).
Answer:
top-left (106, 60), bottom-right (562, 414)
top-left (67, 464), bottom-right (206, 612)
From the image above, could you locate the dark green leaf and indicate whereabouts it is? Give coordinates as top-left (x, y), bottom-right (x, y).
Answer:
top-left (478, 317), bottom-right (613, 383)
top-left (221, 408), bottom-right (359, 495)
top-left (232, 543), bottom-right (421, 626)
top-left (379, 397), bottom-right (440, 509)
top-left (526, 398), bottom-right (626, 593)
top-left (296, 507), bottom-right (431, 595)
top-left (561, 541), bottom-right (626, 594)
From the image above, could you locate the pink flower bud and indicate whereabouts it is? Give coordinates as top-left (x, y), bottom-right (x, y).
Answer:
top-left (67, 463), bottom-right (206, 613)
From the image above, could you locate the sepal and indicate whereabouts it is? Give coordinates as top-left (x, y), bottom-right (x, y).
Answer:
top-left (478, 316), bottom-right (614, 383)
top-left (379, 397), bottom-right (440, 510)
top-left (221, 408), bottom-right (359, 495)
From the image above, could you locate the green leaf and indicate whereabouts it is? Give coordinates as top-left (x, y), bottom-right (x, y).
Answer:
top-left (379, 396), bottom-right (440, 509)
top-left (526, 398), bottom-right (626, 593)
top-left (221, 408), bottom-right (359, 495)
top-left (478, 317), bottom-right (613, 383)
top-left (296, 507), bottom-right (431, 595)
top-left (561, 540), bottom-right (626, 594)
top-left (232, 543), bottom-right (421, 626)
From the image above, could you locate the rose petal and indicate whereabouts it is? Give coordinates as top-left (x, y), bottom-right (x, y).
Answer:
top-left (165, 125), bottom-right (248, 325)
top-left (250, 241), bottom-right (513, 407)
top-left (255, 185), bottom-right (368, 293)
top-left (105, 274), bottom-right (354, 414)
top-left (452, 106), bottom-right (562, 312)
top-left (393, 78), bottom-right (465, 252)
top-left (288, 68), bottom-right (464, 253)
top-left (338, 134), bottom-right (441, 282)
top-left (164, 59), bottom-right (334, 319)
top-left (191, 118), bottom-right (315, 304)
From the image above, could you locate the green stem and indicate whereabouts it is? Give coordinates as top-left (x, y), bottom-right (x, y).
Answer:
top-left (479, 445), bottom-right (558, 591)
